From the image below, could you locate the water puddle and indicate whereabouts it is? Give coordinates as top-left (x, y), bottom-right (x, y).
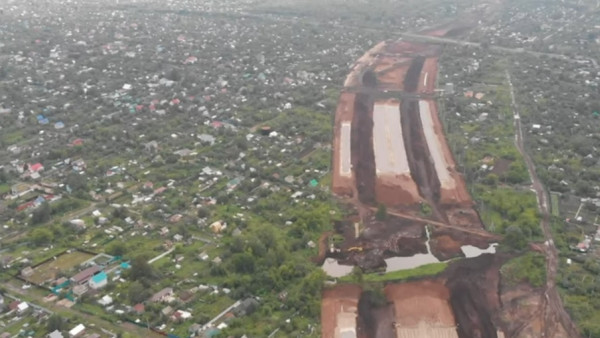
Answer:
top-left (322, 257), bottom-right (354, 278)
top-left (385, 226), bottom-right (439, 272)
top-left (461, 243), bottom-right (498, 258)
top-left (322, 226), bottom-right (498, 277)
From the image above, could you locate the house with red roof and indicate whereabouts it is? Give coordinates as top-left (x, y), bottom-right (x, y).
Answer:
top-left (30, 163), bottom-right (44, 172)
top-left (70, 139), bottom-right (84, 147)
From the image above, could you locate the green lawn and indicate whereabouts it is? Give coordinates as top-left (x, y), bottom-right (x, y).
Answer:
top-left (551, 192), bottom-right (560, 217)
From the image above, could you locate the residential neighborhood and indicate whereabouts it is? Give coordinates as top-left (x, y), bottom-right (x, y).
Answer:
top-left (1, 0), bottom-right (600, 336)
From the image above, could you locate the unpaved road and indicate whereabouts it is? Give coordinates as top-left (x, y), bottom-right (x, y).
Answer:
top-left (506, 71), bottom-right (580, 338)
top-left (370, 207), bottom-right (500, 240)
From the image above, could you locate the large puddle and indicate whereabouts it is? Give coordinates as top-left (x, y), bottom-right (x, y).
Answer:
top-left (322, 257), bottom-right (354, 278)
top-left (385, 226), bottom-right (438, 272)
top-left (461, 243), bottom-right (497, 258)
top-left (322, 227), bottom-right (498, 277)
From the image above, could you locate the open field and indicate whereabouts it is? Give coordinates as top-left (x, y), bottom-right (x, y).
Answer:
top-left (26, 251), bottom-right (94, 285)
top-left (373, 101), bottom-right (421, 206)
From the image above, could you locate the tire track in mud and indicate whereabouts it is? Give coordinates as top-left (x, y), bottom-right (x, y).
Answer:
top-left (400, 56), bottom-right (446, 221)
top-left (351, 92), bottom-right (376, 205)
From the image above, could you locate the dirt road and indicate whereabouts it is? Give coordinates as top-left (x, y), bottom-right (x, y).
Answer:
top-left (370, 207), bottom-right (500, 240)
top-left (506, 71), bottom-right (580, 338)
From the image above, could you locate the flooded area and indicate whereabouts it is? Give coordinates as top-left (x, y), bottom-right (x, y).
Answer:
top-left (322, 257), bottom-right (354, 278)
top-left (461, 243), bottom-right (498, 258)
top-left (385, 226), bottom-right (439, 272)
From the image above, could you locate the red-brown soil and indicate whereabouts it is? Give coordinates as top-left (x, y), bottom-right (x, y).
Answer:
top-left (332, 92), bottom-right (357, 198)
top-left (322, 254), bottom-right (554, 338)
top-left (321, 284), bottom-right (363, 338)
top-left (386, 280), bottom-right (457, 327)
top-left (418, 57), bottom-right (439, 93)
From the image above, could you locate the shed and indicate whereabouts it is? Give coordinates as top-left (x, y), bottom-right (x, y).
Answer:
top-left (68, 323), bottom-right (85, 337)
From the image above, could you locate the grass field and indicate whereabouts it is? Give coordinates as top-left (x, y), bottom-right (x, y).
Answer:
top-left (27, 251), bottom-right (95, 285)
top-left (551, 192), bottom-right (560, 217)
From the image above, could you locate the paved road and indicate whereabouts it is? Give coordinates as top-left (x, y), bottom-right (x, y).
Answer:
top-left (506, 71), bottom-right (580, 338)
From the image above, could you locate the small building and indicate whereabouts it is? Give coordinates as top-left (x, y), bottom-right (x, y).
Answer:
top-left (30, 163), bottom-right (44, 172)
top-left (73, 284), bottom-right (88, 297)
top-left (70, 265), bottom-right (102, 285)
top-left (16, 301), bottom-right (29, 314)
top-left (162, 305), bottom-right (174, 316)
top-left (133, 303), bottom-right (145, 314)
top-left (150, 287), bottom-right (174, 303)
top-left (21, 266), bottom-right (34, 278)
top-left (89, 272), bottom-right (108, 290)
top-left (68, 323), bottom-right (85, 337)
top-left (172, 309), bottom-right (192, 321)
top-left (98, 295), bottom-right (113, 306)
top-left (47, 330), bottom-right (64, 338)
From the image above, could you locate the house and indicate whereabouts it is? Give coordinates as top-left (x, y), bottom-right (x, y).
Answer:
top-left (179, 291), bottom-right (194, 303)
top-left (47, 330), bottom-right (64, 338)
top-left (73, 285), bottom-right (88, 297)
top-left (162, 305), bottom-right (174, 316)
top-left (8, 300), bottom-right (20, 311)
top-left (209, 220), bottom-right (227, 233)
top-left (89, 271), bottom-right (107, 290)
top-left (70, 265), bottom-right (101, 285)
top-left (70, 138), bottom-right (84, 147)
top-left (16, 301), bottom-right (29, 314)
top-left (11, 183), bottom-right (33, 197)
top-left (169, 214), bottom-right (183, 223)
top-left (98, 295), bottom-right (113, 306)
top-left (21, 266), bottom-right (34, 278)
top-left (133, 303), bottom-right (145, 314)
top-left (68, 323), bottom-right (85, 337)
top-left (172, 309), bottom-right (192, 321)
top-left (150, 287), bottom-right (174, 302)
top-left (233, 298), bottom-right (259, 317)
top-left (30, 163), bottom-right (44, 172)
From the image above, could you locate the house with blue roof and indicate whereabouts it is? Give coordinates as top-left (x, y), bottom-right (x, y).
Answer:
top-left (88, 272), bottom-right (107, 290)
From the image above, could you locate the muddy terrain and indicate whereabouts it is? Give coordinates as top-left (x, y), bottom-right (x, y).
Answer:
top-left (322, 254), bottom-right (549, 338)
top-left (329, 37), bottom-right (495, 270)
top-left (322, 27), bottom-right (545, 338)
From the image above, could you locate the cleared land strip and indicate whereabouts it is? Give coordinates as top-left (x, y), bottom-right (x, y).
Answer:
top-left (419, 100), bottom-right (455, 190)
top-left (373, 102), bottom-right (410, 175)
top-left (340, 122), bottom-right (352, 176)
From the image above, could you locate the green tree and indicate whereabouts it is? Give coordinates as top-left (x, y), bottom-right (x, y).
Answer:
top-left (66, 173), bottom-right (87, 193)
top-left (31, 227), bottom-right (53, 246)
top-left (106, 241), bottom-right (128, 256)
top-left (46, 314), bottom-right (64, 332)
top-left (130, 255), bottom-right (155, 281)
top-left (31, 202), bottom-right (51, 224)
top-left (128, 281), bottom-right (151, 304)
top-left (503, 225), bottom-right (528, 251)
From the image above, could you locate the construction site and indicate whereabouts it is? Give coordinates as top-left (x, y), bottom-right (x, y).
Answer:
top-left (329, 35), bottom-right (496, 273)
top-left (322, 29), bottom-right (562, 338)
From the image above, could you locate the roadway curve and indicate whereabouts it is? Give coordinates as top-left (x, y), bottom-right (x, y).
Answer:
top-left (506, 71), bottom-right (580, 338)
